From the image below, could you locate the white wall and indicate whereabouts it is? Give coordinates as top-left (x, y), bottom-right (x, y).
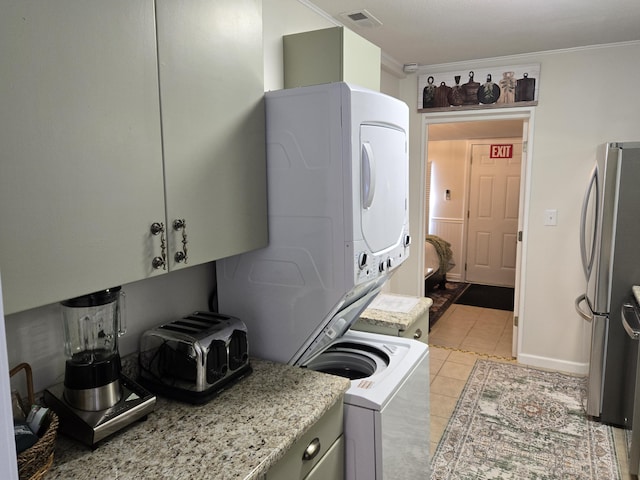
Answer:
top-left (393, 41), bottom-right (640, 373)
top-left (428, 140), bottom-right (468, 220)
top-left (426, 140), bottom-right (468, 280)
top-left (5, 263), bottom-right (216, 394)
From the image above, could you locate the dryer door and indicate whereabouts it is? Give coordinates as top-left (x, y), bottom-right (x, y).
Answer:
top-left (359, 124), bottom-right (408, 255)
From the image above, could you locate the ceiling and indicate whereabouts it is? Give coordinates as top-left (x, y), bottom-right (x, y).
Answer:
top-left (307, 0), bottom-right (640, 68)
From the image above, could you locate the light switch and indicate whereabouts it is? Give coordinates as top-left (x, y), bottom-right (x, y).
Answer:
top-left (544, 209), bottom-right (557, 226)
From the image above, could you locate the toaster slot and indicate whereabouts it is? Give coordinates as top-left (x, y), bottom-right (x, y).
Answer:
top-left (158, 341), bottom-right (197, 383)
top-left (229, 330), bottom-right (249, 371)
top-left (160, 324), bottom-right (201, 334)
top-left (192, 312), bottom-right (232, 322)
top-left (206, 339), bottom-right (228, 384)
top-left (172, 319), bottom-right (212, 331)
top-left (179, 318), bottom-right (215, 328)
top-left (158, 342), bottom-right (197, 383)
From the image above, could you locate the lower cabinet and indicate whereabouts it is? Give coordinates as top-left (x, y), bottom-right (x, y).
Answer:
top-left (266, 399), bottom-right (344, 480)
top-left (305, 436), bottom-right (344, 480)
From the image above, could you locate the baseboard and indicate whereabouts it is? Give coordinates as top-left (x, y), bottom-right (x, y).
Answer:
top-left (517, 352), bottom-right (589, 375)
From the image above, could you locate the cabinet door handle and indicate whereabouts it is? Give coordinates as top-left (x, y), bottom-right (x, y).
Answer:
top-left (414, 328), bottom-right (423, 339)
top-left (302, 437), bottom-right (321, 461)
top-left (173, 218), bottom-right (188, 264)
top-left (150, 222), bottom-right (166, 270)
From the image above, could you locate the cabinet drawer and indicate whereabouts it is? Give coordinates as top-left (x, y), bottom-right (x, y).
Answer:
top-left (267, 399), bottom-right (343, 479)
top-left (305, 435), bottom-right (344, 480)
top-left (400, 309), bottom-right (430, 343)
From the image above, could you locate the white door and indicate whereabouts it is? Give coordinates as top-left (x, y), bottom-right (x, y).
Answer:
top-left (465, 143), bottom-right (522, 287)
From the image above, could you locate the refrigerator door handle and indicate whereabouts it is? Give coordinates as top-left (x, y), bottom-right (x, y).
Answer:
top-left (575, 294), bottom-right (593, 322)
top-left (622, 303), bottom-right (640, 340)
top-left (579, 165), bottom-right (599, 279)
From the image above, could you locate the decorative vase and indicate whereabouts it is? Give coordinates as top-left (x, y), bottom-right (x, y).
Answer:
top-left (447, 75), bottom-right (464, 106)
top-left (462, 71), bottom-right (480, 105)
top-left (515, 73), bottom-right (535, 102)
top-left (497, 71), bottom-right (516, 104)
top-left (434, 81), bottom-right (451, 108)
top-left (478, 74), bottom-right (500, 104)
top-left (422, 76), bottom-right (436, 108)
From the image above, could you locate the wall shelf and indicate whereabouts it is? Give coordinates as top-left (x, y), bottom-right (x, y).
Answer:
top-left (418, 101), bottom-right (537, 114)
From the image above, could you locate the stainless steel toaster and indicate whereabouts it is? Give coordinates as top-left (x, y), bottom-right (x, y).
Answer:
top-left (138, 311), bottom-right (251, 403)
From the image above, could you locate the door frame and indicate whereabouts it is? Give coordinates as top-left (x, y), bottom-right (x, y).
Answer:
top-left (421, 107), bottom-right (535, 359)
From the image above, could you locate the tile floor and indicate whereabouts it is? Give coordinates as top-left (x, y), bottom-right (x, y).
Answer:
top-left (428, 303), bottom-right (632, 479)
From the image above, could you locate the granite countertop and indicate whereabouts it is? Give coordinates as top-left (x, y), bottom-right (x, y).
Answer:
top-left (355, 293), bottom-right (433, 332)
top-left (46, 358), bottom-right (350, 480)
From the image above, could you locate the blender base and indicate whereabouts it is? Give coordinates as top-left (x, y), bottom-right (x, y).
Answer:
top-left (43, 374), bottom-right (156, 448)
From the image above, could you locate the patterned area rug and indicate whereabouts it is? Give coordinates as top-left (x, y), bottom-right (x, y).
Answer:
top-left (427, 282), bottom-right (469, 329)
top-left (431, 360), bottom-right (621, 479)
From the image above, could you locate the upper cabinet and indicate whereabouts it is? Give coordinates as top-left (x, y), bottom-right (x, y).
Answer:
top-left (0, 0), bottom-right (267, 314)
top-left (156, 0), bottom-right (267, 270)
top-left (283, 26), bottom-right (381, 92)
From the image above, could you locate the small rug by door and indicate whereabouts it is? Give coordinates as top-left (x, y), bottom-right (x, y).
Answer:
top-left (427, 282), bottom-right (470, 329)
top-left (431, 360), bottom-right (621, 479)
top-left (454, 283), bottom-right (514, 311)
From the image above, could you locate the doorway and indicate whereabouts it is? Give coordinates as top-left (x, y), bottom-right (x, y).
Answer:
top-left (422, 109), bottom-right (534, 358)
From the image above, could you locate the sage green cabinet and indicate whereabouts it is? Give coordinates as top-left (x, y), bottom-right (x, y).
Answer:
top-left (265, 399), bottom-right (344, 480)
top-left (283, 26), bottom-right (381, 92)
top-left (0, 0), bottom-right (267, 314)
top-left (156, 0), bottom-right (267, 271)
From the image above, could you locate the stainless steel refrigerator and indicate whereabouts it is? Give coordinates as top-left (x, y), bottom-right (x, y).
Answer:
top-left (576, 142), bottom-right (640, 428)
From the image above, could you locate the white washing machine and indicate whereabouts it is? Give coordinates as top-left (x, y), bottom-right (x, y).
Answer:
top-left (306, 330), bottom-right (430, 480)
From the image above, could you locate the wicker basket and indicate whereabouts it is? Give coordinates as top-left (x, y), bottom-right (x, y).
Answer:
top-left (10, 363), bottom-right (59, 480)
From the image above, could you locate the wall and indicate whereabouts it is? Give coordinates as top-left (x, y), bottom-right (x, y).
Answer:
top-left (5, 263), bottom-right (216, 394)
top-left (393, 41), bottom-right (640, 373)
top-left (427, 140), bottom-right (468, 280)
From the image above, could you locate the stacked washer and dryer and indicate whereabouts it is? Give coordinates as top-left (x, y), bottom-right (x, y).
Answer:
top-left (217, 82), bottom-right (429, 480)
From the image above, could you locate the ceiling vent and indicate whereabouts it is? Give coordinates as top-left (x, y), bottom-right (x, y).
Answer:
top-left (339, 9), bottom-right (383, 28)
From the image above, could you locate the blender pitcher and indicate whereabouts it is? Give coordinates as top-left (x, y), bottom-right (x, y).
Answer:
top-left (61, 287), bottom-right (126, 411)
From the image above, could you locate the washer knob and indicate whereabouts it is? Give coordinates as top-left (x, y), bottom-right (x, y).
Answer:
top-left (358, 252), bottom-right (368, 270)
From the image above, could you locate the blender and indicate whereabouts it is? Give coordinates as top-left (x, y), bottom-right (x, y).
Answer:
top-left (44, 287), bottom-right (155, 447)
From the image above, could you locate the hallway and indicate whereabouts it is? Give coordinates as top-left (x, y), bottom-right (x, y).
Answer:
top-left (429, 302), bottom-right (513, 358)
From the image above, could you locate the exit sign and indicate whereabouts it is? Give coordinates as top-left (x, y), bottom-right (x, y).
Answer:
top-left (490, 144), bottom-right (514, 158)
